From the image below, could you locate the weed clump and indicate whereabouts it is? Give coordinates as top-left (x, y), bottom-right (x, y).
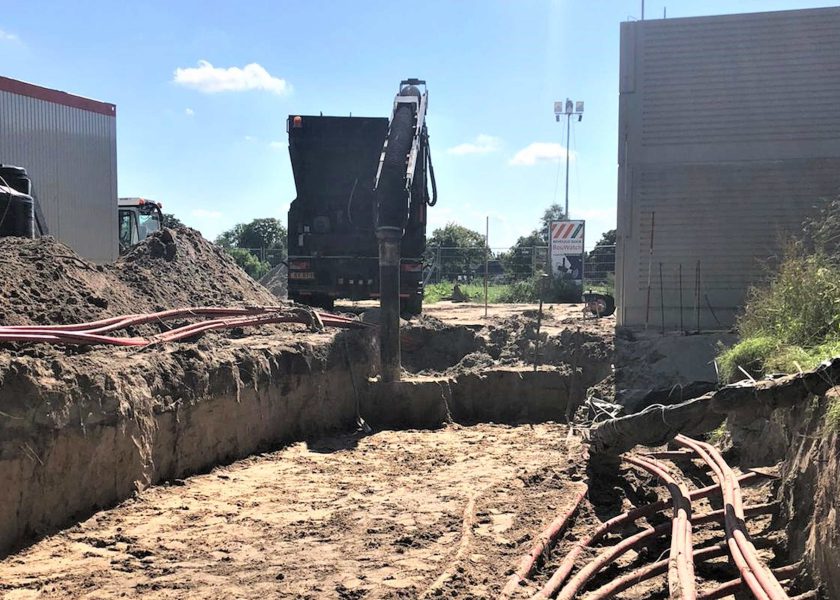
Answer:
top-left (719, 197), bottom-right (840, 383)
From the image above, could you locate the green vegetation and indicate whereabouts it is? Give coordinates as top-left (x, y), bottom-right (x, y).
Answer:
top-left (424, 282), bottom-right (511, 304)
top-left (718, 198), bottom-right (840, 383)
top-left (585, 272), bottom-right (615, 296)
top-left (216, 218), bottom-right (287, 280)
top-left (224, 247), bottom-right (271, 280)
top-left (825, 395), bottom-right (840, 434)
top-left (497, 275), bottom-right (581, 303)
top-left (426, 223), bottom-right (487, 279)
top-left (708, 422), bottom-right (728, 445)
top-left (423, 276), bottom-right (581, 304)
top-left (161, 213), bottom-right (186, 229)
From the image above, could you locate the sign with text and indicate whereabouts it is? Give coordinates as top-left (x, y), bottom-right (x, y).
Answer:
top-left (550, 220), bottom-right (585, 281)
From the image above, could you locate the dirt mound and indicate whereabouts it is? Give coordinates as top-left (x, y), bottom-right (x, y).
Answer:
top-left (0, 236), bottom-right (137, 326)
top-left (0, 229), bottom-right (280, 327)
top-left (259, 263), bottom-right (287, 299)
top-left (114, 228), bottom-right (278, 310)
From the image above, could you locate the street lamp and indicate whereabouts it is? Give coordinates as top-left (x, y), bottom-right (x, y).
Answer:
top-left (554, 98), bottom-right (584, 219)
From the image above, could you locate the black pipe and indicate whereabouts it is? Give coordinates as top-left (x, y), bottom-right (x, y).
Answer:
top-left (377, 227), bottom-right (402, 382)
top-left (374, 87), bottom-right (419, 382)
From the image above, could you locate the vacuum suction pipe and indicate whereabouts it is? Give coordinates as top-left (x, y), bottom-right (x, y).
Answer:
top-left (377, 226), bottom-right (402, 382)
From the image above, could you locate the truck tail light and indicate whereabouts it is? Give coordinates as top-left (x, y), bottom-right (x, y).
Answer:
top-left (289, 259), bottom-right (311, 270)
top-left (400, 262), bottom-right (422, 272)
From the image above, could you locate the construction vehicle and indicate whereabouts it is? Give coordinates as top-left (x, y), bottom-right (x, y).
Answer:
top-left (285, 79), bottom-right (436, 316)
top-left (118, 197), bottom-right (163, 254)
top-left (0, 164), bottom-right (47, 238)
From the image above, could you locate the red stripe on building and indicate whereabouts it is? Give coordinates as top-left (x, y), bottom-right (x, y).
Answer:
top-left (0, 76), bottom-right (116, 117)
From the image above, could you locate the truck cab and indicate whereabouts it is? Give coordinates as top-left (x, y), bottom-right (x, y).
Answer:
top-left (118, 197), bottom-right (163, 254)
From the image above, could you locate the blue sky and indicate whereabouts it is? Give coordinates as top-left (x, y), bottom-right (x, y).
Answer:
top-left (2, 0), bottom-right (837, 249)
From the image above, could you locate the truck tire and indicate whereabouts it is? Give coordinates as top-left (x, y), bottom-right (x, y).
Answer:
top-left (313, 294), bottom-right (334, 312)
top-left (400, 294), bottom-right (423, 316)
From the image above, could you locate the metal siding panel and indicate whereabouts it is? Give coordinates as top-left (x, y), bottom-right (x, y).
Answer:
top-left (617, 7), bottom-right (840, 329)
top-left (0, 89), bottom-right (117, 262)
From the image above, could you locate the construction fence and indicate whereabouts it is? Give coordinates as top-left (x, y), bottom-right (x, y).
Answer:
top-left (234, 244), bottom-right (617, 295)
top-left (424, 244), bottom-right (616, 291)
top-left (239, 247), bottom-right (286, 267)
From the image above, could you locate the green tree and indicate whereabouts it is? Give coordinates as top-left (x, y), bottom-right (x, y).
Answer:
top-left (586, 229), bottom-right (617, 278)
top-left (161, 213), bottom-right (186, 229)
top-left (215, 218), bottom-right (287, 267)
top-left (501, 230), bottom-right (544, 279)
top-left (539, 203), bottom-right (567, 242)
top-left (215, 223), bottom-right (246, 248)
top-left (499, 204), bottom-right (568, 280)
top-left (224, 247), bottom-right (271, 280)
top-left (427, 223), bottom-right (486, 281)
top-left (239, 218), bottom-right (286, 251)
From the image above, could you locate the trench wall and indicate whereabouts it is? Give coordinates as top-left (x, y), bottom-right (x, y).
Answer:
top-left (0, 334), bottom-right (372, 556)
top-left (727, 390), bottom-right (840, 596)
top-left (774, 393), bottom-right (840, 597)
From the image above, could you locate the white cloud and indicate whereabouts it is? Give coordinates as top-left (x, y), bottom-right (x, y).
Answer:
top-left (0, 28), bottom-right (20, 43)
top-left (269, 141), bottom-right (286, 150)
top-left (184, 108), bottom-right (195, 117)
top-left (173, 60), bottom-right (290, 95)
top-left (191, 208), bottom-right (223, 219)
top-left (447, 134), bottom-right (501, 156)
top-left (244, 135), bottom-right (256, 142)
top-left (509, 142), bottom-right (575, 166)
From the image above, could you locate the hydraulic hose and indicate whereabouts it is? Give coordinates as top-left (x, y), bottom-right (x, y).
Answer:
top-left (0, 306), bottom-right (369, 347)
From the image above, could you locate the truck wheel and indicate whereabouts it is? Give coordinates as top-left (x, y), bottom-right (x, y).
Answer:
top-left (401, 295), bottom-right (423, 316)
top-left (313, 294), bottom-right (335, 312)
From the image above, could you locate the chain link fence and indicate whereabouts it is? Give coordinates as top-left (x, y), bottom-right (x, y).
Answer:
top-left (424, 244), bottom-right (615, 292)
top-left (234, 243), bottom-right (616, 300)
top-left (239, 247), bottom-right (286, 267)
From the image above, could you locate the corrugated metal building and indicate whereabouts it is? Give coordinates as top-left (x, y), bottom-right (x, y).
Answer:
top-left (615, 7), bottom-right (840, 329)
top-left (0, 76), bottom-right (118, 262)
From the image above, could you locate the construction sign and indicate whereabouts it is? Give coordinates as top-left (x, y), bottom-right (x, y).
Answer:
top-left (550, 220), bottom-right (585, 282)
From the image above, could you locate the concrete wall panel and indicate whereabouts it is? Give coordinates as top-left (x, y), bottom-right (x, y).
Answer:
top-left (617, 7), bottom-right (840, 329)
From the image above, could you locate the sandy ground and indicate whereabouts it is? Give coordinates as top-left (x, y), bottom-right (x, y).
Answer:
top-left (341, 300), bottom-right (615, 338)
top-left (0, 423), bottom-right (586, 600)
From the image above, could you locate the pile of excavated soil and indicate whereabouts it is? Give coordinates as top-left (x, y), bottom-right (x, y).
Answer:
top-left (114, 228), bottom-right (278, 311)
top-left (0, 236), bottom-right (134, 326)
top-left (259, 263), bottom-right (288, 299)
top-left (0, 229), bottom-right (279, 327)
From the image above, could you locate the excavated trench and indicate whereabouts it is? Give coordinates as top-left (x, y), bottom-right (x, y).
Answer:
top-left (2, 230), bottom-right (835, 598)
top-left (0, 310), bottom-right (613, 558)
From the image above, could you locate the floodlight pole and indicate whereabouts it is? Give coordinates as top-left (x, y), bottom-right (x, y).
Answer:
top-left (554, 98), bottom-right (583, 219)
top-left (564, 112), bottom-right (571, 219)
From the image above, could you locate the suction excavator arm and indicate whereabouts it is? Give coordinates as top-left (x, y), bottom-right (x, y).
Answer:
top-left (373, 79), bottom-right (434, 231)
top-left (373, 78), bottom-right (435, 383)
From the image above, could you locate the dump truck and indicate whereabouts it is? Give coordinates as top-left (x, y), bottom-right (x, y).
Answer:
top-left (118, 197), bottom-right (163, 254)
top-left (285, 80), bottom-right (436, 314)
